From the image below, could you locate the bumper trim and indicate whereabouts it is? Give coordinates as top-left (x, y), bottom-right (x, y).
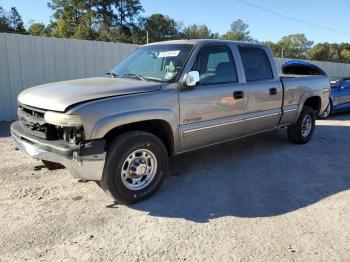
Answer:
top-left (11, 121), bottom-right (106, 181)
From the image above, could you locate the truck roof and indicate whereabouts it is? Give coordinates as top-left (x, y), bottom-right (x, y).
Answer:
top-left (146, 39), bottom-right (265, 48)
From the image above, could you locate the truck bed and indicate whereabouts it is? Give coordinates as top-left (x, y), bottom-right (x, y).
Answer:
top-left (278, 74), bottom-right (330, 126)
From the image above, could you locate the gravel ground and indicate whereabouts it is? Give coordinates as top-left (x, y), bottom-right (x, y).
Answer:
top-left (0, 115), bottom-right (349, 261)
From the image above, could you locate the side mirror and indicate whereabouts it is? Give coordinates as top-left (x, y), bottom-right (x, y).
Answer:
top-left (185, 71), bottom-right (200, 87)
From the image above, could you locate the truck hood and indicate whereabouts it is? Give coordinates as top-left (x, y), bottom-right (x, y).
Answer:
top-left (18, 77), bottom-right (162, 112)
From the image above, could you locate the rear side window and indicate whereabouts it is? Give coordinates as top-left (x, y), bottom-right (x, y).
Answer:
top-left (239, 46), bottom-right (273, 82)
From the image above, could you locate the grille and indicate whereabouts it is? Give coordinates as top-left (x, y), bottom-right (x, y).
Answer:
top-left (18, 105), bottom-right (58, 140)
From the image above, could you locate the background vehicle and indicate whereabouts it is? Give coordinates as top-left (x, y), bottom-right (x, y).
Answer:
top-left (320, 78), bottom-right (350, 118)
top-left (11, 40), bottom-right (330, 204)
top-left (282, 60), bottom-right (327, 76)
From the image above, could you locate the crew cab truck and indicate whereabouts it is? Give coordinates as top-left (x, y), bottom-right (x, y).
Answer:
top-left (11, 40), bottom-right (330, 204)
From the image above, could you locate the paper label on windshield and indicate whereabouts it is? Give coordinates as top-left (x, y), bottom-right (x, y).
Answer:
top-left (158, 50), bottom-right (180, 58)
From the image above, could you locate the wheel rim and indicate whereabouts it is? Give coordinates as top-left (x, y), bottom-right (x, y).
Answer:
top-left (121, 149), bottom-right (157, 191)
top-left (301, 115), bottom-right (313, 137)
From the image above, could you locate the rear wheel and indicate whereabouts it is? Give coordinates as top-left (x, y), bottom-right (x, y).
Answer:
top-left (99, 131), bottom-right (168, 204)
top-left (287, 106), bottom-right (316, 144)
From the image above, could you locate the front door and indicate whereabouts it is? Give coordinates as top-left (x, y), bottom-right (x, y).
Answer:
top-left (179, 45), bottom-right (246, 151)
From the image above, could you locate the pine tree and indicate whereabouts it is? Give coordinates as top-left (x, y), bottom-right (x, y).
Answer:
top-left (8, 7), bottom-right (26, 33)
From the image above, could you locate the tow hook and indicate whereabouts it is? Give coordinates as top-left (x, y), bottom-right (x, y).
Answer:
top-left (73, 143), bottom-right (86, 165)
top-left (73, 151), bottom-right (82, 165)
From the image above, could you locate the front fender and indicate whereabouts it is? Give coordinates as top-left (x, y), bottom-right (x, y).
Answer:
top-left (90, 108), bottom-right (178, 140)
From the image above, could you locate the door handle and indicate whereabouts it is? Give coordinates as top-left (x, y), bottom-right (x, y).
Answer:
top-left (233, 91), bottom-right (244, 99)
top-left (269, 88), bottom-right (278, 95)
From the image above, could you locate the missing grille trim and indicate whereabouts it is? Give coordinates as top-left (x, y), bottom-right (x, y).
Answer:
top-left (18, 105), bottom-right (58, 140)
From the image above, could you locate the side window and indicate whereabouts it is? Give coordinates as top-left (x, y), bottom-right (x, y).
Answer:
top-left (342, 79), bottom-right (350, 88)
top-left (192, 45), bottom-right (238, 85)
top-left (239, 46), bottom-right (274, 82)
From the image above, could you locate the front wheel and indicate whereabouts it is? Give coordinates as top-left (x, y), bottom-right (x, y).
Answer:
top-left (99, 131), bottom-right (168, 204)
top-left (287, 106), bottom-right (316, 144)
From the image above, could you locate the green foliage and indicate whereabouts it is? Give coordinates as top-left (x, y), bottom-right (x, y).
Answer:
top-left (263, 41), bottom-right (281, 57)
top-left (129, 16), bottom-right (147, 44)
top-left (144, 13), bottom-right (178, 43)
top-left (221, 19), bottom-right (252, 41)
top-left (92, 0), bottom-right (143, 42)
top-left (45, 0), bottom-right (143, 42)
top-left (113, 0), bottom-right (144, 35)
top-left (278, 34), bottom-right (313, 59)
top-left (0, 6), bottom-right (26, 33)
top-left (183, 24), bottom-right (218, 39)
top-left (8, 7), bottom-right (26, 33)
top-left (48, 0), bottom-right (95, 39)
top-left (308, 43), bottom-right (350, 63)
top-left (0, 7), bottom-right (11, 32)
top-left (28, 22), bottom-right (48, 36)
top-left (340, 48), bottom-right (350, 63)
top-left (263, 34), bottom-right (314, 59)
top-left (73, 18), bottom-right (97, 40)
top-left (308, 43), bottom-right (332, 61)
top-left (1, 3), bottom-right (350, 64)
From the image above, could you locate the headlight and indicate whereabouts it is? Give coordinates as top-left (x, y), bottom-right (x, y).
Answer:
top-left (44, 111), bottom-right (82, 127)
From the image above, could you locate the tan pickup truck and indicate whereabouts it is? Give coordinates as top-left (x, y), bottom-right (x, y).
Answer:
top-left (11, 39), bottom-right (330, 203)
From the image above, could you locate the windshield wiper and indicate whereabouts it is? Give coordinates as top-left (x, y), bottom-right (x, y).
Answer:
top-left (122, 73), bottom-right (146, 81)
top-left (105, 72), bottom-right (119, 78)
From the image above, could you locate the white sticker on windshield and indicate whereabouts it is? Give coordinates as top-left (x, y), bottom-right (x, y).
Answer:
top-left (158, 50), bottom-right (180, 58)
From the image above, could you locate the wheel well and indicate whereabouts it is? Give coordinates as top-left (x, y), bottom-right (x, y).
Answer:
top-left (303, 96), bottom-right (321, 114)
top-left (104, 120), bottom-right (174, 156)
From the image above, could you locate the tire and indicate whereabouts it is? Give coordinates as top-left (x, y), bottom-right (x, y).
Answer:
top-left (287, 106), bottom-right (316, 144)
top-left (41, 160), bottom-right (65, 170)
top-left (99, 131), bottom-right (168, 204)
top-left (318, 99), bottom-right (333, 119)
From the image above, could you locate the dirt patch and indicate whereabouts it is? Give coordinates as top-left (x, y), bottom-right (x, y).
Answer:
top-left (0, 117), bottom-right (350, 261)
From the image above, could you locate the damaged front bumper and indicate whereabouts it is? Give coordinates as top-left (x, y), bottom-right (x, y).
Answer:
top-left (11, 121), bottom-right (106, 181)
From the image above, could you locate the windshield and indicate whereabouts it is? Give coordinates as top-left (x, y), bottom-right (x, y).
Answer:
top-left (111, 44), bottom-right (194, 82)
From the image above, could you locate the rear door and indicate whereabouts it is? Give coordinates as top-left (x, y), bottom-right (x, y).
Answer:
top-left (237, 46), bottom-right (283, 134)
top-left (179, 44), bottom-right (246, 151)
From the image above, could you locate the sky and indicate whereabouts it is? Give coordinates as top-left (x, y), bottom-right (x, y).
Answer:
top-left (1, 0), bottom-right (349, 44)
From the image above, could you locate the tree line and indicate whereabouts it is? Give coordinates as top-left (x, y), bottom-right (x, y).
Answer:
top-left (1, 1), bottom-right (350, 64)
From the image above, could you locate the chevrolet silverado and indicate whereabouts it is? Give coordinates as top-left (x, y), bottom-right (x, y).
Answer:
top-left (11, 40), bottom-right (330, 203)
